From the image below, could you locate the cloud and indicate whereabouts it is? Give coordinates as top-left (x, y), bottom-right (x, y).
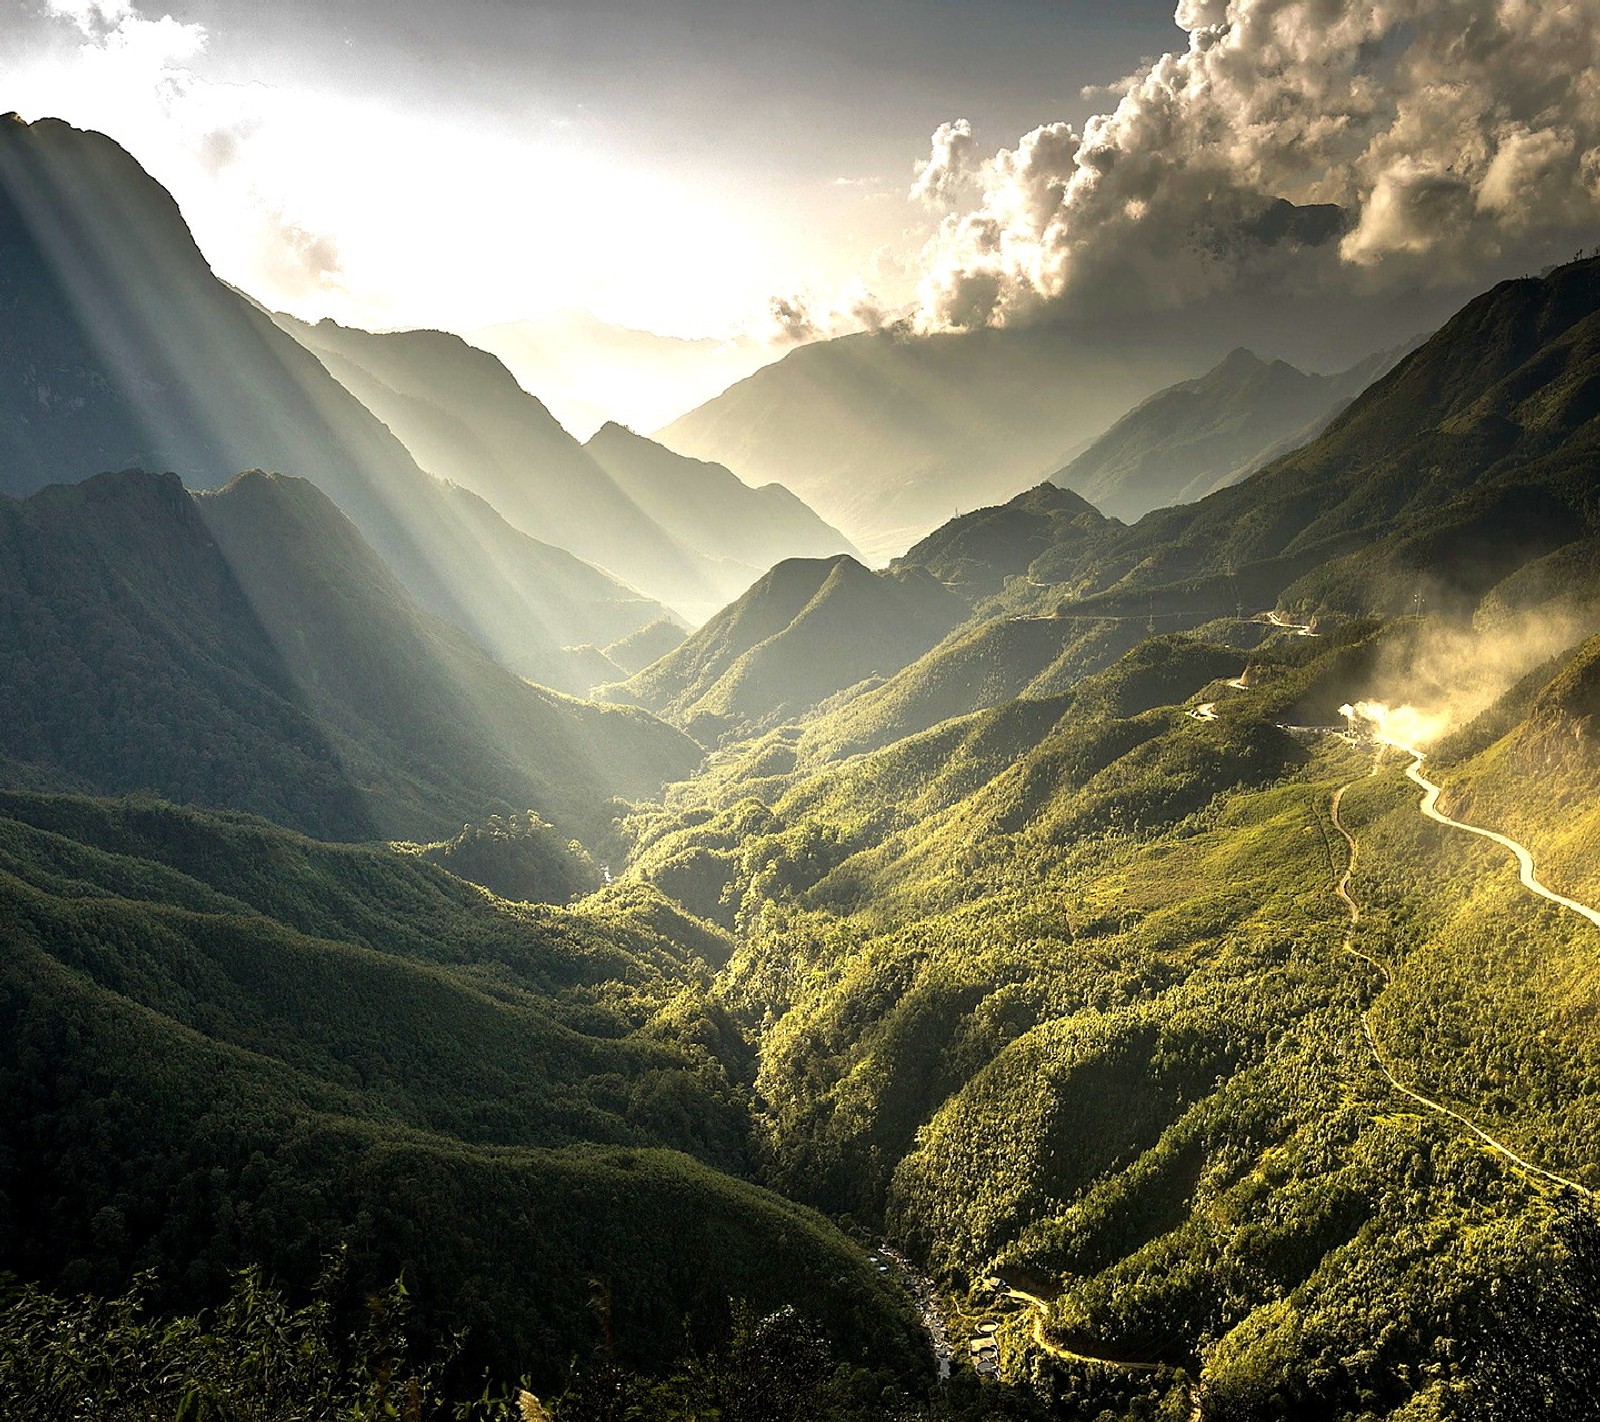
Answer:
top-left (762, 283), bottom-right (896, 345)
top-left (28, 1), bottom-right (351, 309)
top-left (910, 118), bottom-right (978, 207)
top-left (45, 0), bottom-right (206, 77)
top-left (257, 207), bottom-right (344, 298)
top-left (913, 0), bottom-right (1600, 331)
top-left (768, 293), bottom-right (820, 343)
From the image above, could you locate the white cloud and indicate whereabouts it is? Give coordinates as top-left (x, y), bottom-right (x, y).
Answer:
top-left (913, 0), bottom-right (1600, 330)
top-left (44, 0), bottom-right (206, 74)
top-left (910, 118), bottom-right (977, 207)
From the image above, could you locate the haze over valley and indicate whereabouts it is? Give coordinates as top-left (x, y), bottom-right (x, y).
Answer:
top-left (7, 3), bottom-right (1600, 1419)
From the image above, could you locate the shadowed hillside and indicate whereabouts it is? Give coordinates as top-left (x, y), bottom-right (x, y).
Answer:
top-left (0, 468), bottom-right (697, 845)
top-left (585, 420), bottom-right (856, 576)
top-left (276, 315), bottom-right (766, 622)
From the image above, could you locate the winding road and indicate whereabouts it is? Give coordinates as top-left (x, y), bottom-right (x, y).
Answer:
top-left (975, 630), bottom-right (1597, 1411)
top-left (1330, 772), bottom-right (1594, 1199)
top-left (1397, 748), bottom-right (1600, 932)
top-left (1261, 610), bottom-right (1318, 637)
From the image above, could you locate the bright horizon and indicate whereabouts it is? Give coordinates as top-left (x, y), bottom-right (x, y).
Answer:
top-left (2, 0), bottom-right (1178, 344)
top-left (9, 1), bottom-right (1600, 433)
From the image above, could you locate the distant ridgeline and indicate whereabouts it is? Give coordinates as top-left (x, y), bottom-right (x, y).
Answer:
top-left (13, 98), bottom-right (1600, 1418)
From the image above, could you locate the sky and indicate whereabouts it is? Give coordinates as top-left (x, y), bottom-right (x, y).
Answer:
top-left (8, 0), bottom-right (1600, 397)
top-left (3, 0), bottom-right (1181, 340)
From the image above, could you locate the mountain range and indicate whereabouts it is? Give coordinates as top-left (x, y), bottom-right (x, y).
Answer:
top-left (468, 308), bottom-right (778, 440)
top-left (277, 313), bottom-right (854, 625)
top-left (655, 323), bottom-right (1206, 559)
top-left (1048, 342), bottom-right (1412, 522)
top-left (0, 114), bottom-right (694, 693)
top-left (11, 103), bottom-right (1600, 1422)
top-left (0, 466), bottom-right (696, 846)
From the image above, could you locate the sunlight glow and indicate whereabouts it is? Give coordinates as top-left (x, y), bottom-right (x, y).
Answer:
top-left (8, 2), bottom-right (829, 346)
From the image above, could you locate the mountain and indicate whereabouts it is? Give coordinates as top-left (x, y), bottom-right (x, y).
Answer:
top-left (468, 308), bottom-right (779, 439)
top-left (1048, 344), bottom-right (1410, 521)
top-left (605, 555), bottom-right (967, 740)
top-left (653, 324), bottom-right (1220, 560)
top-left (0, 114), bottom-right (664, 682)
top-left (277, 315), bottom-right (856, 625)
top-left (584, 421), bottom-right (858, 574)
top-left (0, 467), bottom-right (698, 845)
top-left (863, 257), bottom-right (1600, 633)
top-left (604, 615), bottom-right (690, 675)
top-left (897, 481), bottom-right (1116, 600)
top-left (19, 109), bottom-right (1600, 1422)
top-left (1041, 256), bottom-right (1600, 623)
top-left (274, 314), bottom-right (748, 622)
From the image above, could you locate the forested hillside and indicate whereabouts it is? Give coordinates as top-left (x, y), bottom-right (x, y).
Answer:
top-left (614, 604), bottom-right (1600, 1418)
top-left (0, 790), bottom-right (925, 1392)
top-left (606, 554), bottom-right (967, 740)
top-left (555, 258), bottom-right (1600, 1417)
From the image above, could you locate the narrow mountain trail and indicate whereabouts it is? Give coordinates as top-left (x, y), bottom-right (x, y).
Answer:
top-left (1329, 776), bottom-right (1594, 1199)
top-left (999, 1285), bottom-right (1201, 1419)
top-left (1261, 610), bottom-right (1318, 636)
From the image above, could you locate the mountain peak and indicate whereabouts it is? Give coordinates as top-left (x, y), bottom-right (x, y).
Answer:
top-left (1217, 345), bottom-right (1265, 370)
top-left (1019, 480), bottom-right (1105, 518)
